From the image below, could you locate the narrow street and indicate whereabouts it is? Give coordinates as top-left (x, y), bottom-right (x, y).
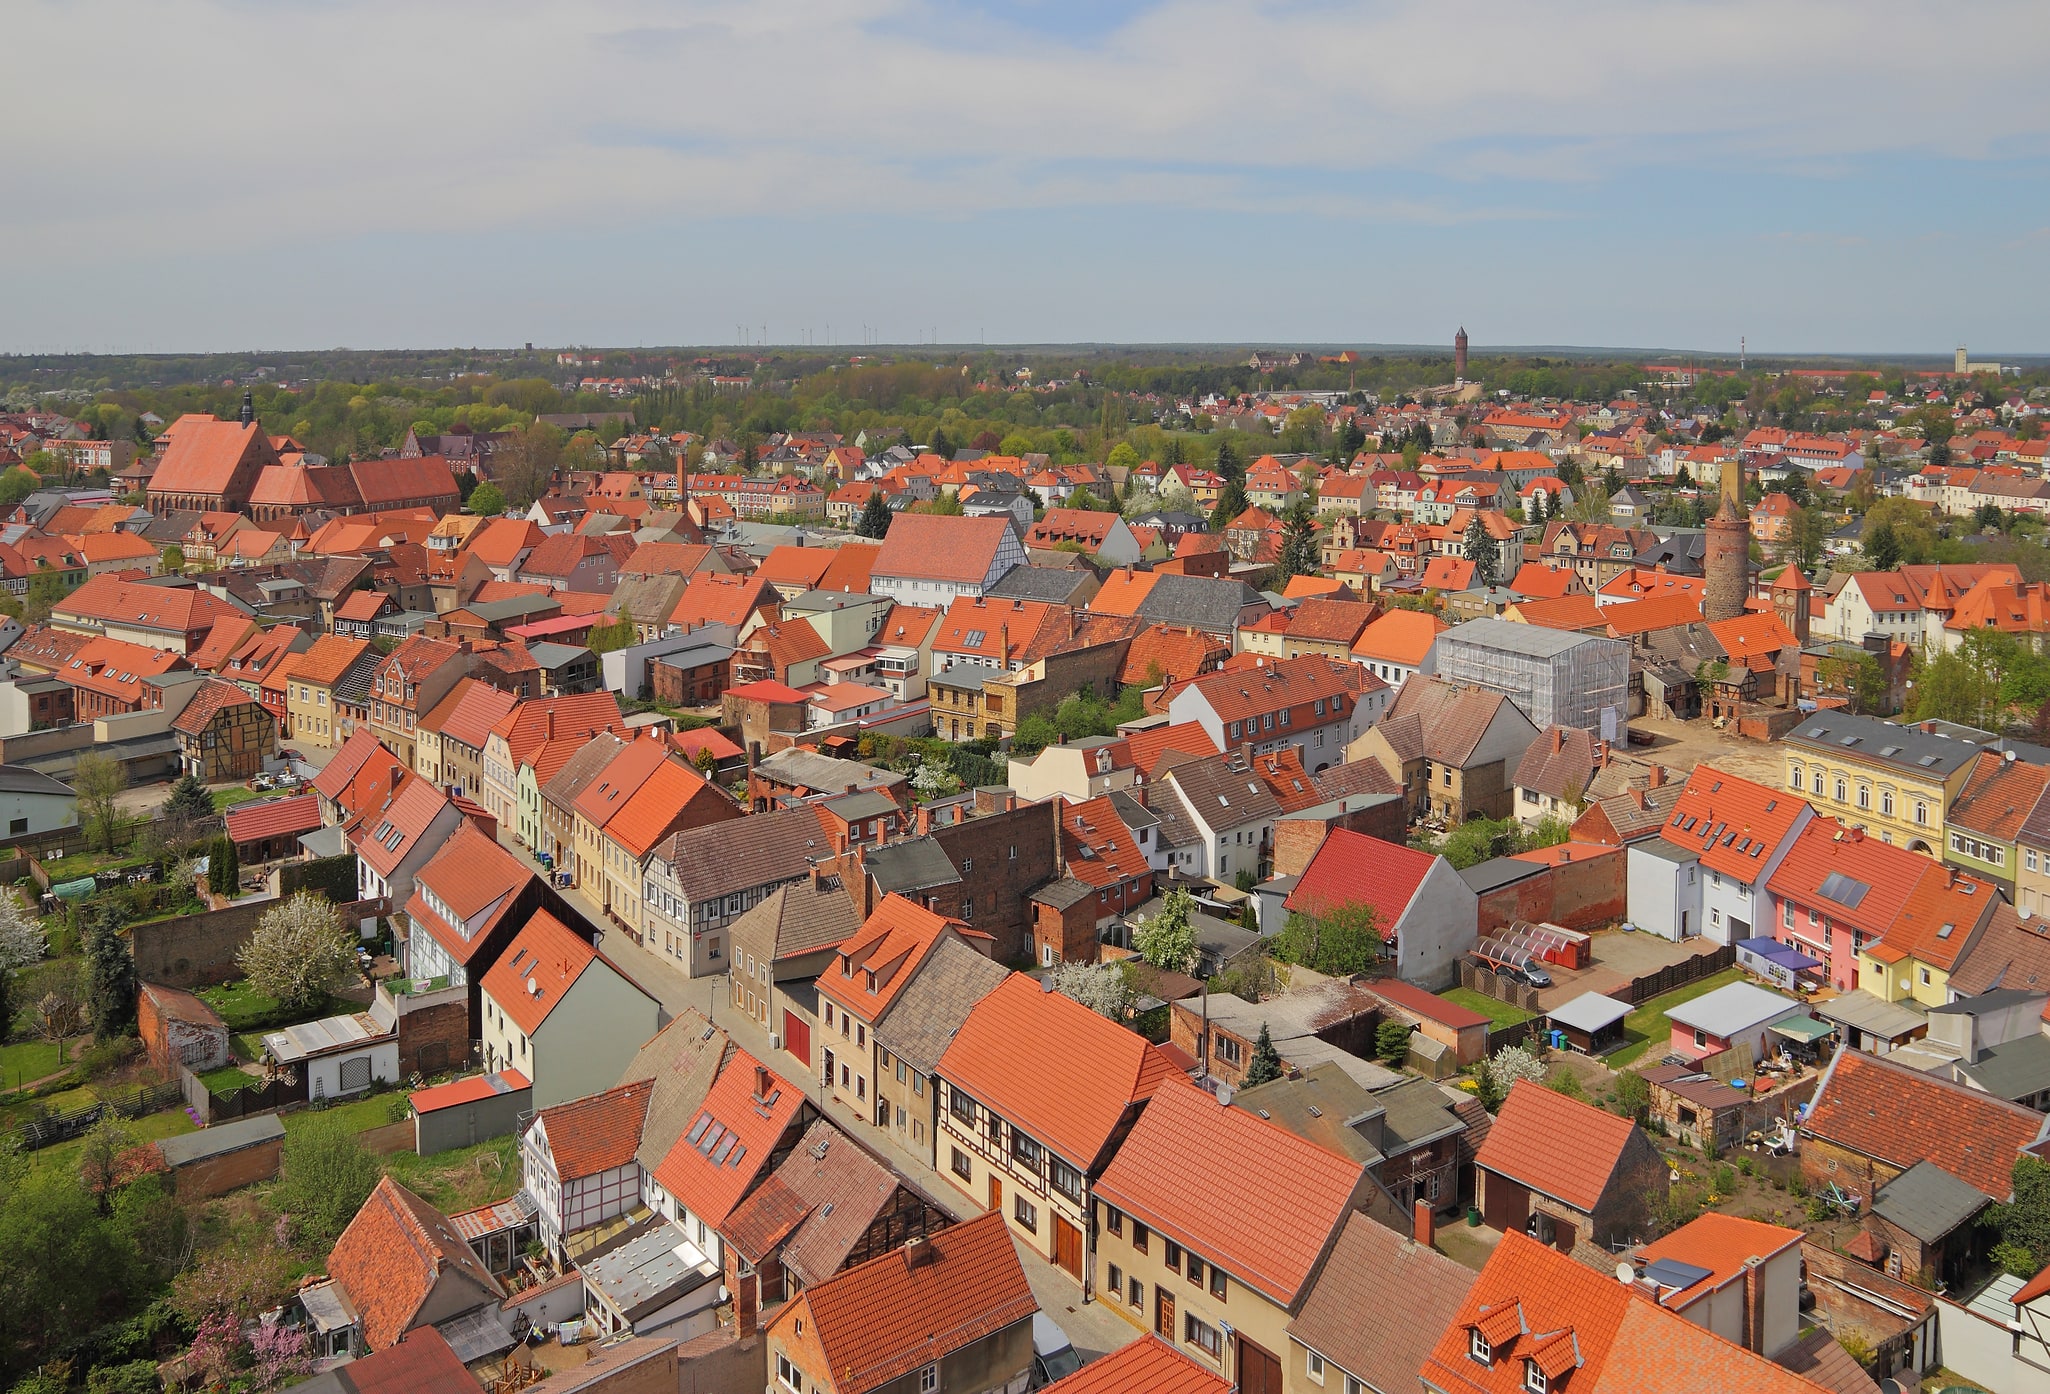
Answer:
top-left (493, 828), bottom-right (1141, 1361)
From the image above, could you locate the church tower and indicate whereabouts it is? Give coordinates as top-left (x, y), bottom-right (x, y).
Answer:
top-left (1771, 563), bottom-right (1812, 646)
top-left (1703, 459), bottom-right (1749, 623)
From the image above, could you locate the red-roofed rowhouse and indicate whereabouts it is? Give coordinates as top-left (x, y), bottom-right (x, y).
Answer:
top-left (478, 910), bottom-right (659, 1108)
top-left (520, 1079), bottom-right (654, 1256)
top-left (400, 821), bottom-right (567, 1039)
top-left (937, 973), bottom-right (1178, 1287)
top-left (1093, 1078), bottom-right (1369, 1388)
top-left (764, 1211), bottom-right (1037, 1394)
top-left (650, 1049), bottom-right (812, 1258)
top-left (1285, 828), bottom-right (1480, 989)
top-left (816, 894), bottom-right (992, 1120)
top-left (1628, 1213), bottom-right (1805, 1358)
top-left (1472, 1081), bottom-right (1670, 1255)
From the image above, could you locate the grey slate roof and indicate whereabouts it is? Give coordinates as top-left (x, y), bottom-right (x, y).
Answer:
top-left (652, 806), bottom-right (832, 900)
top-left (155, 1113), bottom-right (284, 1166)
top-left (619, 1011), bottom-right (731, 1175)
top-left (986, 567), bottom-right (1094, 604)
top-left (1870, 1159), bottom-right (1991, 1242)
top-left (1132, 573), bottom-right (1264, 632)
top-left (1957, 1032), bottom-right (2050, 1104)
top-left (753, 748), bottom-right (905, 797)
top-left (864, 837), bottom-right (962, 894)
top-left (0, 764), bottom-right (76, 798)
top-left (873, 937), bottom-right (1010, 1074)
top-left (1232, 1061), bottom-right (1385, 1167)
top-left (1784, 713), bottom-right (1985, 781)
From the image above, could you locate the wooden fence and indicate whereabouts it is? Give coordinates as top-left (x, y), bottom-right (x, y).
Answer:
top-left (2, 1079), bottom-right (186, 1152)
top-left (1487, 1019), bottom-right (1542, 1053)
top-left (1619, 944), bottom-right (1736, 1005)
top-left (175, 1061), bottom-right (307, 1125)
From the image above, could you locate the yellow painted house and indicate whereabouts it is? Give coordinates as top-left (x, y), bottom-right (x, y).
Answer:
top-left (1782, 713), bottom-right (1983, 858)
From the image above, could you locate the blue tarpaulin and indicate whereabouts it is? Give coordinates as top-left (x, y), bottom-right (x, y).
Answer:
top-left (1735, 936), bottom-right (1822, 989)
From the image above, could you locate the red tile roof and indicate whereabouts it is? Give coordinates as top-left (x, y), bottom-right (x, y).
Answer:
top-left (603, 755), bottom-right (735, 859)
top-left (1603, 593), bottom-right (1704, 636)
top-left (816, 894), bottom-right (983, 1022)
top-left (1175, 653), bottom-right (1370, 727)
top-left (1123, 721), bottom-right (1218, 777)
top-left (669, 571), bottom-right (778, 628)
top-left (1633, 1213), bottom-right (1803, 1311)
top-left (939, 973), bottom-right (1177, 1171)
top-left (1060, 795), bottom-right (1152, 891)
top-left (1659, 765), bottom-right (1810, 882)
top-left (294, 634), bottom-right (374, 686)
top-left (1419, 1229), bottom-right (1828, 1394)
top-left (224, 792), bottom-right (321, 845)
top-left (314, 727), bottom-right (392, 802)
top-left (651, 1048), bottom-right (804, 1228)
top-left (1512, 594), bottom-right (1608, 632)
top-left (1285, 828), bottom-right (1436, 931)
top-left (1043, 1335), bottom-right (1228, 1394)
top-left (479, 909), bottom-right (622, 1037)
top-left (778, 1211), bottom-right (1036, 1394)
top-left (407, 1069), bottom-right (529, 1114)
top-left (533, 1079), bottom-right (653, 1181)
top-left (435, 679), bottom-right (520, 752)
top-left (1472, 1080), bottom-right (1640, 1212)
top-left (1369, 978), bottom-right (1491, 1031)
top-left (327, 1177), bottom-right (502, 1351)
top-left (404, 822), bottom-right (535, 966)
top-left (1803, 1048), bottom-right (2047, 1200)
top-left (1766, 821), bottom-right (1990, 950)
top-left (753, 545), bottom-right (835, 590)
top-left (171, 678), bottom-right (263, 736)
top-left (148, 417), bottom-right (274, 498)
top-left (1351, 609), bottom-right (1448, 666)
top-left (873, 514), bottom-right (1014, 585)
top-left (1097, 1077), bottom-right (1363, 1306)
top-left (487, 691), bottom-right (624, 770)
top-left (57, 573), bottom-right (247, 638)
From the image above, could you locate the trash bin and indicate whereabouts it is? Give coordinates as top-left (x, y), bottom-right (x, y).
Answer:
top-left (1466, 1206), bottom-right (1482, 1227)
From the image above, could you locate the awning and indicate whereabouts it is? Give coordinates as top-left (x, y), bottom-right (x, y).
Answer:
top-left (1769, 1016), bottom-right (1836, 1043)
top-left (434, 1307), bottom-right (516, 1364)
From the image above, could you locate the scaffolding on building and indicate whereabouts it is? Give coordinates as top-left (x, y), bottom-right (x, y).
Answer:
top-left (1428, 618), bottom-right (1629, 734)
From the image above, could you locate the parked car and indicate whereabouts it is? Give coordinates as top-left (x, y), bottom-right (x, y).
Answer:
top-left (1030, 1315), bottom-right (1081, 1389)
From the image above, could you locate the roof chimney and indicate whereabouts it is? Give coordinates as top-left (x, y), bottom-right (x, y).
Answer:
top-left (903, 1236), bottom-right (934, 1268)
top-left (1550, 727), bottom-right (1563, 754)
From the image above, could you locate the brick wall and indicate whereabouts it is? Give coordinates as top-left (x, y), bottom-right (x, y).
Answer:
top-left (1273, 799), bottom-right (1407, 879)
top-left (928, 801), bottom-right (1057, 964)
top-left (1799, 1134), bottom-right (1900, 1205)
top-left (395, 997), bottom-right (472, 1077)
top-left (170, 1137), bottom-right (283, 1199)
top-left (1472, 848), bottom-right (1626, 935)
top-left (132, 899), bottom-right (280, 987)
top-left (1032, 897), bottom-right (1098, 968)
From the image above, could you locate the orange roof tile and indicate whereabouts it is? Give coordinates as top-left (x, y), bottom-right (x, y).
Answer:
top-left (1658, 765), bottom-right (1810, 882)
top-left (1804, 1048), bottom-right (2046, 1200)
top-left (1351, 609), bottom-right (1448, 666)
top-left (404, 822), bottom-right (536, 967)
top-left (1089, 568), bottom-right (1161, 616)
top-left (1097, 1077), bottom-right (1363, 1306)
top-left (1122, 721), bottom-right (1218, 777)
top-left (1473, 1080), bottom-right (1641, 1212)
top-left (531, 1079), bottom-right (653, 1180)
top-left (327, 1177), bottom-right (501, 1351)
top-left (816, 894), bottom-right (983, 1022)
top-left (1603, 593), bottom-right (1704, 636)
top-left (1633, 1213), bottom-right (1803, 1311)
top-left (775, 1211), bottom-right (1036, 1394)
top-left (1043, 1337), bottom-right (1227, 1394)
top-left (939, 973), bottom-right (1177, 1171)
top-left (602, 755), bottom-right (733, 859)
top-left (1511, 594), bottom-right (1608, 632)
top-left (652, 1048), bottom-right (804, 1228)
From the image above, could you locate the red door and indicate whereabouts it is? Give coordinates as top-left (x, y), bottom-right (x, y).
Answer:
top-left (784, 1009), bottom-right (810, 1067)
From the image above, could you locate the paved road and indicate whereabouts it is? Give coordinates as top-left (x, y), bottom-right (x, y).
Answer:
top-left (493, 829), bottom-right (1141, 1361)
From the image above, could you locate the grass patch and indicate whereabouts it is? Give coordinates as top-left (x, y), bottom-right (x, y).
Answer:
top-left (0, 1039), bottom-right (69, 1090)
top-left (282, 1093), bottom-right (399, 1137)
top-left (199, 979), bottom-right (335, 1034)
top-left (24, 1105), bottom-right (199, 1176)
top-left (384, 1136), bottom-right (520, 1214)
top-left (1442, 987), bottom-right (1534, 1029)
top-left (212, 787), bottom-right (264, 812)
top-left (198, 1064), bottom-right (258, 1096)
top-left (1607, 965), bottom-right (1751, 1068)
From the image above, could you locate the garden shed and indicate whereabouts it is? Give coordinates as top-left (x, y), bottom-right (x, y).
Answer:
top-left (1546, 991), bottom-right (1631, 1054)
top-left (410, 1068), bottom-right (532, 1156)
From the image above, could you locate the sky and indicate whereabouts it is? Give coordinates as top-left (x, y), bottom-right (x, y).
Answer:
top-left (8, 0), bottom-right (2050, 357)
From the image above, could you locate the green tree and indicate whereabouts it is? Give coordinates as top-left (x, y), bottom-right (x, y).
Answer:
top-left (77, 1118), bottom-right (137, 1216)
top-left (160, 544), bottom-right (186, 573)
top-left (1462, 511), bottom-right (1499, 588)
top-left (1133, 889), bottom-right (1198, 975)
top-left (237, 893), bottom-right (354, 1012)
top-left (1785, 506), bottom-right (1831, 569)
top-left (1991, 1155), bottom-right (2050, 1277)
top-left (1527, 490), bottom-right (1547, 527)
top-left (273, 1114), bottom-right (381, 1244)
top-left (1375, 1018), bottom-right (1413, 1065)
top-left (0, 1166), bottom-right (145, 1367)
top-left (1277, 499), bottom-right (1319, 583)
top-left (208, 835), bottom-right (240, 897)
top-left (23, 568), bottom-right (72, 624)
top-left (466, 482), bottom-right (506, 517)
top-left (1975, 502), bottom-right (2005, 533)
top-left (72, 750), bottom-right (125, 853)
top-left (1272, 902), bottom-right (1381, 976)
top-left (1436, 816), bottom-right (1529, 870)
top-left (1212, 434), bottom-right (1242, 483)
top-left (160, 773), bottom-right (213, 824)
top-left (1864, 519), bottom-right (1902, 571)
top-left (1105, 442), bottom-right (1139, 475)
top-left (1241, 1022), bottom-right (1282, 1086)
top-left (856, 489), bottom-right (893, 538)
top-left (83, 913), bottom-right (137, 1040)
top-left (585, 615), bottom-right (637, 654)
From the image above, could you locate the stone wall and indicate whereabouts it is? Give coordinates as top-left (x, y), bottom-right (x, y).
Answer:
top-left (1272, 798), bottom-right (1407, 879)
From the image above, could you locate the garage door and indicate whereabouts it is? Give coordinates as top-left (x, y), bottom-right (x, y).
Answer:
top-left (784, 1010), bottom-right (810, 1069)
top-left (1482, 1174), bottom-right (1529, 1233)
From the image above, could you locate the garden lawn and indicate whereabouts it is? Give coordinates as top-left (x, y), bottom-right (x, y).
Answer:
top-left (198, 1064), bottom-right (258, 1096)
top-left (1608, 965), bottom-right (1752, 1068)
top-left (383, 1136), bottom-right (520, 1215)
top-left (199, 979), bottom-right (335, 1033)
top-left (212, 787), bottom-right (263, 812)
top-left (0, 1039), bottom-right (68, 1091)
top-left (282, 1093), bottom-right (401, 1137)
top-left (27, 1105), bottom-right (198, 1175)
top-left (1442, 987), bottom-right (1534, 1029)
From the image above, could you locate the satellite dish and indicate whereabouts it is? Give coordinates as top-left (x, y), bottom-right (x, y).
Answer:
top-left (1614, 1261), bottom-right (1637, 1285)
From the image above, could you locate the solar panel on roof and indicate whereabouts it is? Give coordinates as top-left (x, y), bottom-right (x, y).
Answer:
top-left (1817, 871), bottom-right (1870, 909)
top-left (1642, 1258), bottom-right (1714, 1291)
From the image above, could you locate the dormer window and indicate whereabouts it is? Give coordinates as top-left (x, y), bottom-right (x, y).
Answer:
top-left (1524, 1361), bottom-right (1549, 1393)
top-left (1469, 1330), bottom-right (1492, 1365)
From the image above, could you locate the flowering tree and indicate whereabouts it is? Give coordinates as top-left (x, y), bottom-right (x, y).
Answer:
top-left (248, 1322), bottom-right (312, 1391)
top-left (188, 1312), bottom-right (243, 1390)
top-left (237, 893), bottom-right (355, 1011)
top-left (1048, 961), bottom-right (1134, 1020)
top-left (1133, 888), bottom-right (1198, 975)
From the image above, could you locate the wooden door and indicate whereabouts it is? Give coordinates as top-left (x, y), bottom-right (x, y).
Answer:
top-left (1237, 1335), bottom-right (1282, 1394)
top-left (783, 1010), bottom-right (810, 1067)
top-left (1053, 1217), bottom-right (1083, 1280)
top-left (988, 1174), bottom-right (1003, 1213)
top-left (1155, 1287), bottom-right (1176, 1341)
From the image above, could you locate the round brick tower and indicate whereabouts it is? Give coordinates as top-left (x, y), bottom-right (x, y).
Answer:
top-left (1703, 461), bottom-right (1749, 623)
top-left (1455, 326), bottom-right (1469, 382)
